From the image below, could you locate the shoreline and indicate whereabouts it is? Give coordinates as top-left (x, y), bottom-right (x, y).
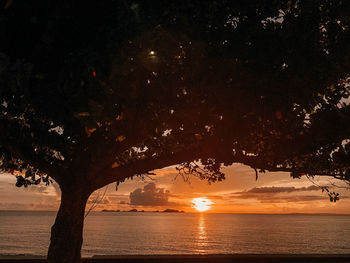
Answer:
top-left (1, 254), bottom-right (350, 262)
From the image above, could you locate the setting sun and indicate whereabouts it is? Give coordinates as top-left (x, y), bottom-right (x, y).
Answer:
top-left (191, 197), bottom-right (213, 212)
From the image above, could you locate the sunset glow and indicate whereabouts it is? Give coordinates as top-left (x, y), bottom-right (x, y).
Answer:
top-left (191, 197), bottom-right (213, 212)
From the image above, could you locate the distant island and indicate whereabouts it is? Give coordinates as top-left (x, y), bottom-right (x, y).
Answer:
top-left (162, 209), bottom-right (185, 213)
top-left (101, 209), bottom-right (185, 213)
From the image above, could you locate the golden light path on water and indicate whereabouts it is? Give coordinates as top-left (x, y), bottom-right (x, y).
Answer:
top-left (190, 198), bottom-right (212, 252)
top-left (196, 213), bottom-right (208, 253)
top-left (191, 197), bottom-right (213, 212)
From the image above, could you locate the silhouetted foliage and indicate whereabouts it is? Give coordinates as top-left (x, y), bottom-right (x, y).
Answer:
top-left (0, 1), bottom-right (349, 262)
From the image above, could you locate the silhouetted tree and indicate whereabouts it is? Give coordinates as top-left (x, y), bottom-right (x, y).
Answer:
top-left (0, 1), bottom-right (349, 262)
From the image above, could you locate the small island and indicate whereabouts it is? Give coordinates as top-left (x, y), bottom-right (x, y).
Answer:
top-left (162, 209), bottom-right (185, 213)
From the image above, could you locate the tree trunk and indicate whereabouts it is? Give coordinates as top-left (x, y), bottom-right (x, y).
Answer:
top-left (47, 185), bottom-right (91, 263)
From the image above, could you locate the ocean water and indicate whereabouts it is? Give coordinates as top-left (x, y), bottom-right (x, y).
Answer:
top-left (0, 211), bottom-right (349, 256)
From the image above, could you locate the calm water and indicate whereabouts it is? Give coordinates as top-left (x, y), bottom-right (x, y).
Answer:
top-left (0, 211), bottom-right (349, 256)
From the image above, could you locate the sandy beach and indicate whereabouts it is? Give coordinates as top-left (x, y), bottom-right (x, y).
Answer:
top-left (1, 254), bottom-right (350, 263)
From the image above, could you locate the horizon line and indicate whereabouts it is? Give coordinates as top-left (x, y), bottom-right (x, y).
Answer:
top-left (1, 210), bottom-right (350, 216)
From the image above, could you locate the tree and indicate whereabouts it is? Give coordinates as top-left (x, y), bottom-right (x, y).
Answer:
top-left (0, 1), bottom-right (349, 262)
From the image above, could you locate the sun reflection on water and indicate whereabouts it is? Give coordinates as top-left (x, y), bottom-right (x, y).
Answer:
top-left (195, 214), bottom-right (208, 253)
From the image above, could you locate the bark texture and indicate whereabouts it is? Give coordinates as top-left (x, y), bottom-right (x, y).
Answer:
top-left (47, 185), bottom-right (90, 263)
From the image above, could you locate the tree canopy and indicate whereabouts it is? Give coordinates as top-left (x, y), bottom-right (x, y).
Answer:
top-left (1, 0), bottom-right (349, 190)
top-left (0, 1), bottom-right (349, 262)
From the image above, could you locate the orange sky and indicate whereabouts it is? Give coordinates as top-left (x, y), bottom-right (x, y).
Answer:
top-left (1, 164), bottom-right (350, 214)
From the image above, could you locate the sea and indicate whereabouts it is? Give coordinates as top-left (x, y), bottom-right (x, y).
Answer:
top-left (0, 211), bottom-right (349, 257)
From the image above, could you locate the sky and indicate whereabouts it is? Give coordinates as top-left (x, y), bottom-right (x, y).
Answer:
top-left (1, 164), bottom-right (350, 214)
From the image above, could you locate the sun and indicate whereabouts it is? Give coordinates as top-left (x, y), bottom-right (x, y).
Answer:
top-left (191, 197), bottom-right (213, 212)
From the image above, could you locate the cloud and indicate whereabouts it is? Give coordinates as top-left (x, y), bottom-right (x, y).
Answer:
top-left (0, 201), bottom-right (59, 210)
top-left (242, 185), bottom-right (319, 194)
top-left (232, 193), bottom-right (327, 203)
top-left (52, 182), bottom-right (61, 198)
top-left (259, 195), bottom-right (349, 203)
top-left (231, 185), bottom-right (334, 203)
top-left (259, 195), bottom-right (327, 203)
top-left (129, 183), bottom-right (170, 206)
top-left (88, 196), bottom-right (111, 204)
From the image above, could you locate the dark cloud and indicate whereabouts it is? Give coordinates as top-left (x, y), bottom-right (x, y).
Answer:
top-left (129, 183), bottom-right (170, 206)
top-left (27, 185), bottom-right (53, 195)
top-left (259, 195), bottom-right (327, 203)
top-left (231, 185), bottom-right (350, 203)
top-left (243, 185), bottom-right (319, 194)
top-left (206, 195), bottom-right (225, 200)
top-left (88, 196), bottom-right (111, 204)
top-left (168, 193), bottom-right (224, 200)
top-left (232, 192), bottom-right (327, 203)
top-left (0, 202), bottom-right (58, 210)
top-left (260, 195), bottom-right (349, 203)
